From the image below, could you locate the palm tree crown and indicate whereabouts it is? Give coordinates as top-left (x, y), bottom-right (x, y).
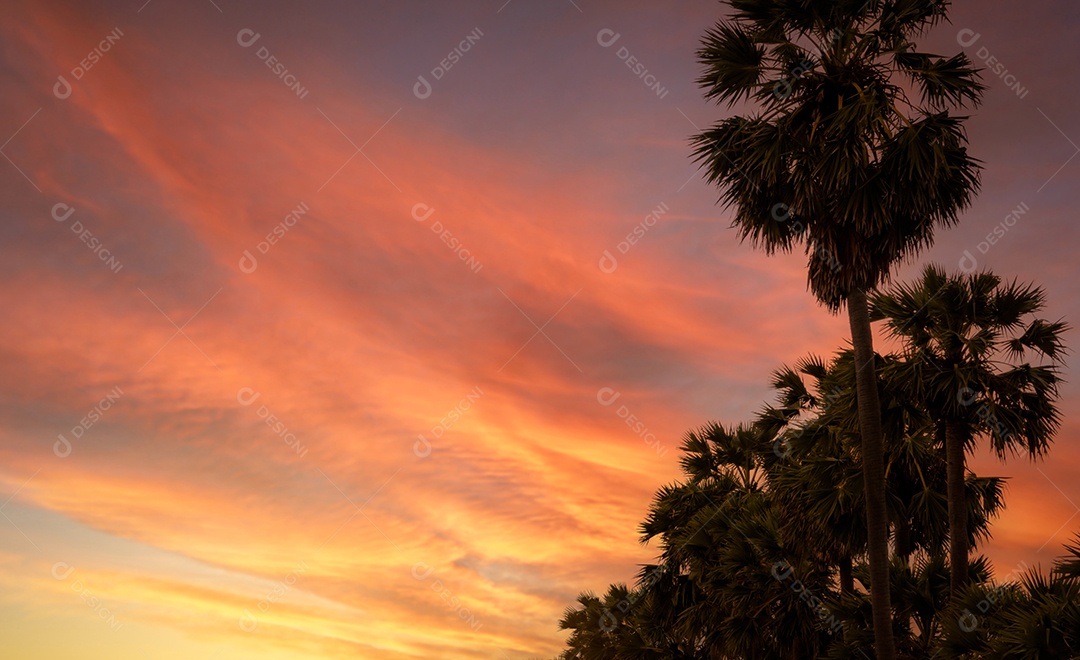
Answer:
top-left (872, 265), bottom-right (1066, 455)
top-left (693, 0), bottom-right (983, 307)
top-left (871, 264), bottom-right (1068, 598)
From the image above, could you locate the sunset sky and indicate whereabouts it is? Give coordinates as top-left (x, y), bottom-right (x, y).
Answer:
top-left (1, 1), bottom-right (1078, 658)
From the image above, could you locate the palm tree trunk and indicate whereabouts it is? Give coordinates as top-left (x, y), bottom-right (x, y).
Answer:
top-left (945, 418), bottom-right (968, 599)
top-left (846, 286), bottom-right (897, 660)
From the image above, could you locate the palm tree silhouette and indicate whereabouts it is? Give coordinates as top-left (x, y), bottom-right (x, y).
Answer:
top-left (556, 353), bottom-right (1021, 657)
top-left (557, 585), bottom-right (678, 659)
top-left (758, 354), bottom-right (868, 596)
top-left (692, 5), bottom-right (983, 656)
top-left (871, 265), bottom-right (1067, 599)
top-left (640, 422), bottom-right (836, 658)
top-left (763, 352), bottom-right (1005, 588)
top-left (939, 534), bottom-right (1080, 658)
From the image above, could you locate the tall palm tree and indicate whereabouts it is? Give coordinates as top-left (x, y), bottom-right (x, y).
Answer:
top-left (693, 3), bottom-right (983, 655)
top-left (870, 265), bottom-right (1067, 599)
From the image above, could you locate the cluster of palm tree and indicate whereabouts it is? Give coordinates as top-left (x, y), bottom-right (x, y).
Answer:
top-left (691, 2), bottom-right (985, 654)
top-left (555, 269), bottom-right (1071, 657)
top-left (556, 1), bottom-right (1071, 658)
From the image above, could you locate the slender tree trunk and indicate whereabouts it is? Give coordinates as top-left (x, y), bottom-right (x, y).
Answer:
top-left (839, 553), bottom-right (854, 594)
top-left (945, 418), bottom-right (968, 599)
top-left (847, 287), bottom-right (896, 660)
